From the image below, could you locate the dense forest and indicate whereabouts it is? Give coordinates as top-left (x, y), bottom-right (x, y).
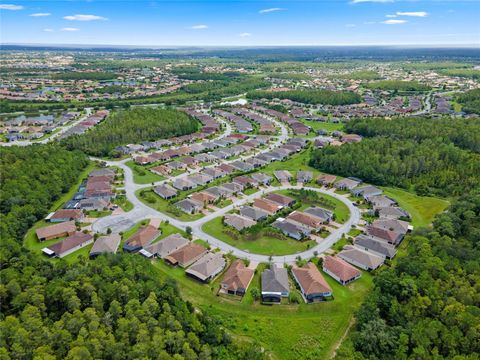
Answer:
top-left (0, 145), bottom-right (263, 360)
top-left (456, 89), bottom-right (480, 114)
top-left (439, 68), bottom-right (480, 79)
top-left (310, 117), bottom-right (480, 197)
top-left (246, 89), bottom-right (362, 105)
top-left (365, 80), bottom-right (431, 92)
top-left (338, 191), bottom-right (480, 359)
top-left (344, 117), bottom-right (480, 153)
top-left (62, 108), bottom-right (199, 157)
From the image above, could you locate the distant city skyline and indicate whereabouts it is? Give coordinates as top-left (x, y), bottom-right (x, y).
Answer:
top-left (1, 0), bottom-right (479, 46)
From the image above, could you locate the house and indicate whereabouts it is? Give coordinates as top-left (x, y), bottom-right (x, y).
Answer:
top-left (221, 259), bottom-right (255, 296)
top-left (220, 182), bottom-right (244, 195)
top-left (341, 134), bottom-right (362, 143)
top-left (272, 219), bottom-right (309, 240)
top-left (233, 175), bottom-right (258, 188)
top-left (287, 211), bottom-right (323, 230)
top-left (304, 207), bottom-right (333, 223)
top-left (367, 195), bottom-right (396, 209)
top-left (253, 198), bottom-right (282, 214)
top-left (377, 207), bottom-right (410, 220)
top-left (191, 191), bottom-right (217, 204)
top-left (338, 245), bottom-right (384, 271)
top-left (265, 193), bottom-right (295, 207)
top-left (323, 255), bottom-right (361, 285)
top-left (352, 185), bottom-right (383, 199)
top-left (139, 233), bottom-right (189, 258)
top-left (297, 171), bottom-right (313, 183)
top-left (334, 178), bottom-right (360, 190)
top-left (36, 221), bottom-right (77, 241)
top-left (224, 214), bottom-right (257, 231)
top-left (167, 160), bottom-right (187, 171)
top-left (250, 172), bottom-right (273, 185)
top-left (292, 263), bottom-right (333, 302)
top-left (47, 209), bottom-right (84, 222)
top-left (89, 234), bottom-right (121, 258)
top-left (188, 173), bottom-right (213, 186)
top-left (240, 206), bottom-right (268, 221)
top-left (42, 232), bottom-right (93, 258)
top-left (354, 234), bottom-right (397, 259)
top-left (273, 170), bottom-right (292, 182)
top-left (203, 167), bottom-right (226, 180)
top-left (150, 165), bottom-right (171, 176)
top-left (317, 174), bottom-right (336, 186)
top-left (123, 225), bottom-right (161, 252)
top-left (154, 184), bottom-right (178, 200)
top-left (175, 198), bottom-right (203, 214)
top-left (366, 223), bottom-right (404, 246)
top-left (173, 177), bottom-right (197, 191)
top-left (186, 252), bottom-right (226, 282)
top-left (79, 198), bottom-right (109, 211)
top-left (165, 242), bottom-right (207, 267)
top-left (261, 265), bottom-right (290, 303)
top-left (89, 169), bottom-right (115, 179)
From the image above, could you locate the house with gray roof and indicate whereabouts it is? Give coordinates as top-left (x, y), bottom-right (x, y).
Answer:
top-left (304, 207), bottom-right (333, 223)
top-left (297, 171), bottom-right (313, 183)
top-left (186, 252), bottom-right (226, 282)
top-left (261, 265), bottom-right (290, 303)
top-left (272, 219), bottom-right (309, 240)
top-left (352, 185), bottom-right (383, 199)
top-left (175, 199), bottom-right (203, 214)
top-left (224, 214), bottom-right (257, 231)
top-left (173, 177), bottom-right (197, 191)
top-left (354, 234), bottom-right (397, 260)
top-left (334, 178), bottom-right (360, 190)
top-left (251, 172), bottom-right (273, 185)
top-left (154, 184), bottom-right (178, 199)
top-left (377, 207), bottom-right (410, 220)
top-left (139, 233), bottom-right (189, 259)
top-left (89, 234), bottom-right (121, 258)
top-left (240, 206), bottom-right (268, 221)
top-left (338, 245), bottom-right (384, 271)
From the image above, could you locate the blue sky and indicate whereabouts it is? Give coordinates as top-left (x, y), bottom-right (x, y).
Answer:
top-left (1, 0), bottom-right (479, 46)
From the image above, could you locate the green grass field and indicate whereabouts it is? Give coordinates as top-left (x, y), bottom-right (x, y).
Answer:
top-left (202, 217), bottom-right (317, 256)
top-left (301, 119), bottom-right (345, 137)
top-left (151, 259), bottom-right (373, 359)
top-left (383, 187), bottom-right (449, 228)
top-left (125, 160), bottom-right (165, 184)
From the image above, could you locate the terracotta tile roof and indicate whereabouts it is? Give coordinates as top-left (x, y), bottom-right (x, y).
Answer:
top-left (166, 242), bottom-right (207, 266)
top-left (253, 198), bottom-right (281, 214)
top-left (50, 209), bottom-right (83, 220)
top-left (191, 191), bottom-right (217, 203)
top-left (221, 259), bottom-right (254, 292)
top-left (292, 263), bottom-right (332, 295)
top-left (323, 255), bottom-right (361, 282)
top-left (125, 225), bottom-right (160, 248)
top-left (287, 211), bottom-right (322, 229)
top-left (265, 193), bottom-right (295, 206)
top-left (47, 232), bottom-right (93, 255)
top-left (36, 221), bottom-right (76, 240)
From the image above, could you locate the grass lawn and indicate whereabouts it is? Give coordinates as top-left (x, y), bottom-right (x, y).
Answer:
top-left (383, 187), bottom-right (449, 228)
top-left (112, 195), bottom-right (134, 212)
top-left (86, 210), bottom-right (112, 218)
top-left (136, 189), bottom-right (204, 221)
top-left (151, 259), bottom-right (374, 359)
top-left (202, 217), bottom-right (317, 256)
top-left (125, 160), bottom-right (165, 184)
top-left (300, 119), bottom-right (345, 137)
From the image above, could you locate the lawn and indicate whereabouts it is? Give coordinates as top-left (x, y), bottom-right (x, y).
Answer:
top-left (125, 160), bottom-right (165, 184)
top-left (300, 119), bottom-right (345, 136)
top-left (112, 195), bottom-right (134, 212)
top-left (202, 217), bottom-right (317, 256)
top-left (383, 187), bottom-right (449, 228)
top-left (151, 259), bottom-right (374, 360)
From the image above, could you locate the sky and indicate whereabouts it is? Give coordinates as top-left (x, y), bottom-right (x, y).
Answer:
top-left (0, 0), bottom-right (479, 46)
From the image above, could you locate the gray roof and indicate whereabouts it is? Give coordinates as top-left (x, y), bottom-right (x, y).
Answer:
top-left (240, 206), bottom-right (268, 221)
top-left (186, 252), bottom-right (226, 281)
top-left (338, 245), bottom-right (384, 270)
top-left (354, 234), bottom-right (397, 259)
top-left (304, 207), bottom-right (333, 222)
top-left (142, 234), bottom-right (189, 258)
top-left (90, 234), bottom-right (121, 256)
top-left (261, 265), bottom-right (290, 293)
top-left (377, 207), bottom-right (410, 219)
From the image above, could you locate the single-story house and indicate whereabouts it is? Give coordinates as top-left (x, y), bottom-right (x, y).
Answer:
top-left (250, 172), bottom-right (273, 185)
top-left (224, 214), bottom-right (257, 231)
top-left (188, 173), bottom-right (214, 186)
top-left (186, 252), bottom-right (226, 282)
top-left (220, 259), bottom-right (255, 296)
top-left (123, 225), bottom-right (161, 252)
top-left (139, 233), bottom-right (189, 259)
top-left (173, 177), bottom-right (197, 191)
top-left (165, 242), bottom-right (207, 268)
top-left (304, 207), bottom-right (333, 223)
top-left (79, 198), bottom-right (109, 211)
top-left (292, 262), bottom-right (333, 302)
top-left (36, 221), bottom-right (76, 241)
top-left (338, 245), bottom-right (384, 271)
top-left (334, 178), bottom-right (360, 190)
top-left (154, 184), bottom-right (178, 200)
top-left (47, 209), bottom-right (84, 223)
top-left (253, 198), bottom-right (282, 214)
top-left (265, 193), bottom-right (295, 207)
top-left (297, 171), bottom-right (313, 183)
top-left (175, 198), bottom-right (203, 214)
top-left (272, 219), bottom-right (309, 240)
top-left (354, 234), bottom-right (397, 259)
top-left (323, 255), bottom-right (361, 285)
top-left (317, 174), bottom-right (336, 186)
top-left (287, 211), bottom-right (323, 230)
top-left (89, 234), bottom-right (121, 258)
top-left (261, 265), bottom-right (290, 303)
top-left (191, 191), bottom-right (217, 204)
top-left (240, 206), bottom-right (268, 221)
top-left (377, 206), bottom-right (410, 220)
top-left (42, 232), bottom-right (93, 258)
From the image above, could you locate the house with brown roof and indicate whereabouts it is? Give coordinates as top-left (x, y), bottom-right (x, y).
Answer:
top-left (317, 174), bottom-right (337, 186)
top-left (186, 252), bottom-right (226, 282)
top-left (221, 259), bottom-right (255, 296)
top-left (47, 209), bottom-right (84, 223)
top-left (36, 221), bottom-right (77, 241)
top-left (165, 242), bottom-right (207, 268)
top-left (123, 225), bottom-right (161, 252)
top-left (323, 255), bottom-right (361, 285)
top-left (265, 193), bottom-right (295, 207)
top-left (287, 211), bottom-right (323, 230)
top-left (292, 263), bottom-right (333, 302)
top-left (191, 191), bottom-right (217, 205)
top-left (42, 232), bottom-right (93, 258)
top-left (253, 198), bottom-right (282, 214)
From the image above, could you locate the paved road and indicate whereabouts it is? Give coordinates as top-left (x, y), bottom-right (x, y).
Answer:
top-left (1, 108), bottom-right (93, 147)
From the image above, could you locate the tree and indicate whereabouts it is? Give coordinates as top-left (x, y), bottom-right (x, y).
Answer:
top-left (250, 288), bottom-right (260, 303)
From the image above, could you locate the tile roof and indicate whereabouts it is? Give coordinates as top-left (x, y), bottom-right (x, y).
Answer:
top-left (292, 263), bottom-right (332, 295)
top-left (323, 255), bottom-right (361, 282)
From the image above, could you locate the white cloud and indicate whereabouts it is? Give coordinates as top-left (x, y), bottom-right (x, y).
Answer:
top-left (386, 14), bottom-right (397, 18)
top-left (382, 19), bottom-right (407, 24)
top-left (190, 24), bottom-right (208, 29)
top-left (0, 4), bottom-right (24, 10)
top-left (30, 12), bottom-right (51, 17)
top-left (61, 27), bottom-right (80, 32)
top-left (239, 32), bottom-right (252, 37)
top-left (396, 11), bottom-right (428, 17)
top-left (350, 0), bottom-right (394, 4)
top-left (43, 28), bottom-right (54, 32)
top-left (63, 14), bottom-right (107, 21)
top-left (259, 8), bottom-right (286, 14)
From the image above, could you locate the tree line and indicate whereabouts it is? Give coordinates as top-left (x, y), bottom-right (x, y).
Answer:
top-left (0, 144), bottom-right (264, 360)
top-left (246, 89), bottom-right (362, 105)
top-left (365, 80), bottom-right (431, 92)
top-left (456, 89), bottom-right (480, 114)
top-left (337, 191), bottom-right (480, 359)
top-left (62, 108), bottom-right (199, 157)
